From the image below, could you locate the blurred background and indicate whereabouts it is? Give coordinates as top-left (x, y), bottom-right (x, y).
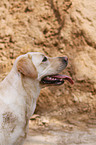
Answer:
top-left (0, 0), bottom-right (96, 144)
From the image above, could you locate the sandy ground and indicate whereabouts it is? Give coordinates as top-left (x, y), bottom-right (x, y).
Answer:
top-left (25, 129), bottom-right (96, 145)
top-left (24, 115), bottom-right (96, 145)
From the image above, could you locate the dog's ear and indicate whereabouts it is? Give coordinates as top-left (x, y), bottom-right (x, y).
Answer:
top-left (17, 56), bottom-right (38, 79)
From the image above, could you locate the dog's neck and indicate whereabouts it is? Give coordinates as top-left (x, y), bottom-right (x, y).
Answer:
top-left (21, 76), bottom-right (40, 100)
top-left (1, 68), bottom-right (41, 119)
top-left (20, 75), bottom-right (41, 120)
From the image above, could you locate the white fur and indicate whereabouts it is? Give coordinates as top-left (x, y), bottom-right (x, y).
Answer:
top-left (0, 52), bottom-right (66, 145)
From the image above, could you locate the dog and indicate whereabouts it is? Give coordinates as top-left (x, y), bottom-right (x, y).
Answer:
top-left (0, 52), bottom-right (73, 145)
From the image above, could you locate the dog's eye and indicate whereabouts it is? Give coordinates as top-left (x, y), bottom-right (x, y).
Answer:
top-left (42, 56), bottom-right (47, 62)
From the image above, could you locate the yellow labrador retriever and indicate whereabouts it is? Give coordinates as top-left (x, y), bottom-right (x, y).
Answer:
top-left (0, 52), bottom-right (73, 145)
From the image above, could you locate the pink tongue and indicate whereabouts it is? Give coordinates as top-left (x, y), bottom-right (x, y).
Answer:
top-left (53, 74), bottom-right (74, 84)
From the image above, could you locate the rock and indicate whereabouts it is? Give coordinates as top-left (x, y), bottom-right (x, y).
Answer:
top-left (0, 43), bottom-right (5, 49)
top-left (30, 114), bottom-right (40, 120)
top-left (73, 50), bottom-right (96, 83)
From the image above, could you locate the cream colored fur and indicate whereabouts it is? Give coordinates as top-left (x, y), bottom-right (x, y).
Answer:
top-left (0, 52), bottom-right (67, 145)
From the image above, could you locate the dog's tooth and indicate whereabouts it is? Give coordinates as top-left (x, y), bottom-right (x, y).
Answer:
top-left (53, 78), bottom-right (56, 81)
top-left (47, 76), bottom-right (52, 80)
top-left (60, 79), bottom-right (63, 81)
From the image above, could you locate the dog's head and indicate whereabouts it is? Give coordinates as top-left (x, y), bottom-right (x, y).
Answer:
top-left (16, 52), bottom-right (73, 87)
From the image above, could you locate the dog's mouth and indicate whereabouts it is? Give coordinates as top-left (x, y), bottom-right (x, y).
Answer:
top-left (40, 74), bottom-right (74, 85)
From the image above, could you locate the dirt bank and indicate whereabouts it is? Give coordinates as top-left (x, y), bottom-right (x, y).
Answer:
top-left (0, 0), bottom-right (96, 144)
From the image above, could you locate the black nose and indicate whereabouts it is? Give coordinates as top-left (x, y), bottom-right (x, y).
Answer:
top-left (62, 56), bottom-right (68, 64)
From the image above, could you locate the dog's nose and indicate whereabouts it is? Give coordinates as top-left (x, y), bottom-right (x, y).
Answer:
top-left (63, 56), bottom-right (68, 64)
